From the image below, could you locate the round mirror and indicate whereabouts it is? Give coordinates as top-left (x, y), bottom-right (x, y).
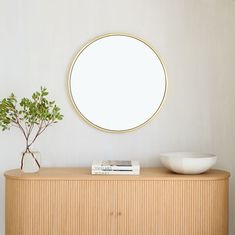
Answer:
top-left (68, 34), bottom-right (167, 133)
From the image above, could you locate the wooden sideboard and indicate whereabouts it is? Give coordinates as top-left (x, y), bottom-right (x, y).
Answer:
top-left (5, 168), bottom-right (230, 235)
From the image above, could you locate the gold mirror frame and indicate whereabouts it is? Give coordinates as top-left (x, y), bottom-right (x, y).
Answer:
top-left (68, 33), bottom-right (168, 133)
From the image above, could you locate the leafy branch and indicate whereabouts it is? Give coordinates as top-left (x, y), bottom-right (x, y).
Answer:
top-left (0, 87), bottom-right (63, 168)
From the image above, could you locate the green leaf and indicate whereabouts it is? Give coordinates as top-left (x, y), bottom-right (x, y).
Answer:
top-left (0, 87), bottom-right (63, 139)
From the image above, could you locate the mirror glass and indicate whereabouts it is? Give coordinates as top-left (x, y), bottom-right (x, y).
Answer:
top-left (69, 34), bottom-right (167, 132)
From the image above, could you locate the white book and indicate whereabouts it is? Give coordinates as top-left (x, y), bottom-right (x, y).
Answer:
top-left (92, 160), bottom-right (140, 171)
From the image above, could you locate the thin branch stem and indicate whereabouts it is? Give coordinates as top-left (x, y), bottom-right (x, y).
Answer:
top-left (9, 104), bottom-right (28, 140)
top-left (28, 119), bottom-right (48, 147)
top-left (27, 124), bottom-right (34, 139)
top-left (16, 119), bottom-right (27, 139)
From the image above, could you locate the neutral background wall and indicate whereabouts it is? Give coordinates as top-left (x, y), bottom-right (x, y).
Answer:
top-left (0, 0), bottom-right (234, 234)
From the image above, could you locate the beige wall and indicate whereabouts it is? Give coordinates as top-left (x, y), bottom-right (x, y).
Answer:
top-left (0, 0), bottom-right (235, 234)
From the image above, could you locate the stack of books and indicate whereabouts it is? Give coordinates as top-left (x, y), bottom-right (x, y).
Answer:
top-left (92, 160), bottom-right (140, 175)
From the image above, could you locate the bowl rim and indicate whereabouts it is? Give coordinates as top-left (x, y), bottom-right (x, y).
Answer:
top-left (159, 152), bottom-right (217, 159)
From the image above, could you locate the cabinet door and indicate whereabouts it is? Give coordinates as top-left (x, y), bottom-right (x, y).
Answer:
top-left (116, 180), bottom-right (228, 235)
top-left (6, 179), bottom-right (118, 235)
top-left (75, 180), bottom-right (117, 235)
top-left (117, 180), bottom-right (158, 235)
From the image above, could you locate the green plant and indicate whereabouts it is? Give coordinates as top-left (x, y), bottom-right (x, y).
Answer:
top-left (0, 87), bottom-right (63, 169)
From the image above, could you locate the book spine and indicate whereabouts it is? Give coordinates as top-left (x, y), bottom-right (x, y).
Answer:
top-left (92, 166), bottom-right (139, 171)
top-left (91, 170), bottom-right (140, 175)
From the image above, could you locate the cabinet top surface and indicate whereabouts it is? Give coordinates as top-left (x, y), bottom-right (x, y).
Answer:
top-left (4, 167), bottom-right (230, 181)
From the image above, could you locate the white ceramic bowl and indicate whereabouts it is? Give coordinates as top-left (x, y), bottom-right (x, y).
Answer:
top-left (160, 152), bottom-right (217, 174)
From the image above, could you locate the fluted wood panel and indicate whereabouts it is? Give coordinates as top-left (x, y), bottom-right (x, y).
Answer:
top-left (5, 168), bottom-right (229, 235)
top-left (6, 179), bottom-right (117, 235)
top-left (117, 180), bottom-right (228, 235)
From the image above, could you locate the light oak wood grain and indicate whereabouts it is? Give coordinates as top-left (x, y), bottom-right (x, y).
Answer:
top-left (4, 167), bottom-right (230, 181)
top-left (5, 168), bottom-right (229, 235)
